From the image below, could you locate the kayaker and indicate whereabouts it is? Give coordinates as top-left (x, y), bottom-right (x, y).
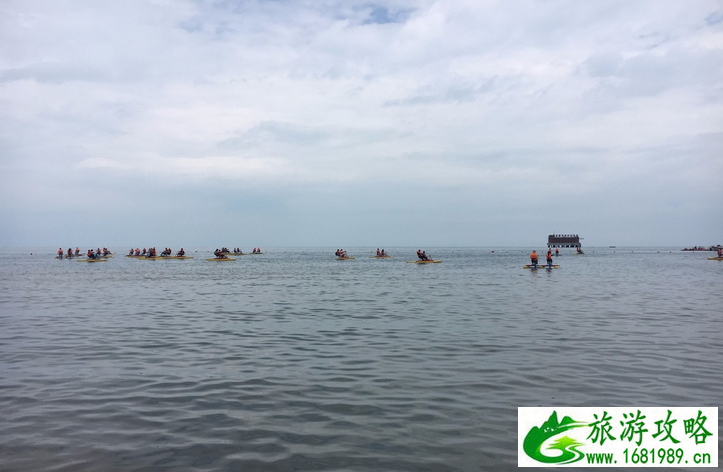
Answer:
top-left (530, 250), bottom-right (538, 267)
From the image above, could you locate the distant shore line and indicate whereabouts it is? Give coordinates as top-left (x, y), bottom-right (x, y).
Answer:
top-left (3, 245), bottom-right (721, 250)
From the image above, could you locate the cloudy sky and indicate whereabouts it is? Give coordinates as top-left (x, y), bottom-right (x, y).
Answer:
top-left (1, 0), bottom-right (722, 247)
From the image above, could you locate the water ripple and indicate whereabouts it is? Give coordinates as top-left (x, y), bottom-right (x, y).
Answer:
top-left (1, 247), bottom-right (722, 471)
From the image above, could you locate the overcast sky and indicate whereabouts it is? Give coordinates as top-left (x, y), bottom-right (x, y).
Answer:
top-left (1, 0), bottom-right (722, 248)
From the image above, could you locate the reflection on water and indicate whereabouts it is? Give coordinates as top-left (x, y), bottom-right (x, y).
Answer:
top-left (1, 248), bottom-right (721, 471)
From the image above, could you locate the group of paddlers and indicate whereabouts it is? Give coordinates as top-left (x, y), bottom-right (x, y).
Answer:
top-left (416, 249), bottom-right (433, 261)
top-left (529, 249), bottom-right (559, 268)
top-left (128, 247), bottom-right (185, 257)
top-left (225, 248), bottom-right (261, 254)
top-left (375, 248), bottom-right (388, 256)
top-left (57, 247), bottom-right (81, 259)
top-left (89, 248), bottom-right (111, 259)
top-left (58, 247), bottom-right (111, 259)
top-left (335, 249), bottom-right (350, 258)
top-left (124, 247), bottom-right (261, 258)
top-left (213, 248), bottom-right (233, 258)
top-left (159, 247), bottom-right (185, 257)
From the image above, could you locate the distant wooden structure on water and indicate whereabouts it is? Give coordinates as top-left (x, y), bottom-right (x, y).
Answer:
top-left (547, 234), bottom-right (582, 248)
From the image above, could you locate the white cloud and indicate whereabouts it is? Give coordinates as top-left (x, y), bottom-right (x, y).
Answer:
top-left (1, 0), bottom-right (722, 245)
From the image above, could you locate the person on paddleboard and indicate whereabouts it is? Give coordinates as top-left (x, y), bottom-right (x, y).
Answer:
top-left (67, 248), bottom-right (73, 258)
top-left (530, 250), bottom-right (538, 267)
top-left (555, 248), bottom-right (559, 256)
top-left (718, 248), bottom-right (722, 258)
top-left (57, 248), bottom-right (63, 259)
top-left (381, 249), bottom-right (387, 256)
top-left (546, 249), bottom-right (553, 268)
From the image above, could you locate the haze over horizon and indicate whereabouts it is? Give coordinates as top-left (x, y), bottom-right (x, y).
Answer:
top-left (2, 0), bottom-right (722, 247)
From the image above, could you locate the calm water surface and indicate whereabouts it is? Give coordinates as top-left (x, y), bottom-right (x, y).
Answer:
top-left (1, 247), bottom-right (721, 471)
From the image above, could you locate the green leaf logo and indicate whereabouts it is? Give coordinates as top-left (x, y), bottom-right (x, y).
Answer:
top-left (523, 411), bottom-right (588, 464)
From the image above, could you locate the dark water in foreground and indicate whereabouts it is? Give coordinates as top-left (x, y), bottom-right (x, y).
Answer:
top-left (1, 247), bottom-right (721, 471)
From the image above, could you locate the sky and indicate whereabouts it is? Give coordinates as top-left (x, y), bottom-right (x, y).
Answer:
top-left (1, 0), bottom-right (722, 248)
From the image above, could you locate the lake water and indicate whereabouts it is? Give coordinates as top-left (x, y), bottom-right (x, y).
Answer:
top-left (1, 247), bottom-right (721, 471)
